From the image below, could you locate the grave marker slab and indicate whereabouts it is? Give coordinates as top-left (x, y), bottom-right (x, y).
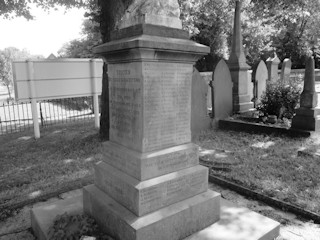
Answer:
top-left (280, 58), bottom-right (292, 84)
top-left (266, 52), bottom-right (280, 82)
top-left (255, 60), bottom-right (268, 104)
top-left (191, 68), bottom-right (211, 138)
top-left (214, 60), bottom-right (233, 120)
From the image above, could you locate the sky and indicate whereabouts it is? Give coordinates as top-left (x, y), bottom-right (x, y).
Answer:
top-left (0, 5), bottom-right (86, 58)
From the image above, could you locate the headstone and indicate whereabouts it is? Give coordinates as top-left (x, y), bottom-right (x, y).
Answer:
top-left (280, 58), bottom-right (292, 84)
top-left (291, 56), bottom-right (320, 131)
top-left (266, 52), bottom-right (280, 82)
top-left (83, 0), bottom-right (221, 239)
top-left (214, 60), bottom-right (233, 120)
top-left (191, 68), bottom-right (211, 139)
top-left (254, 60), bottom-right (268, 104)
top-left (227, 0), bottom-right (253, 113)
top-left (199, 72), bottom-right (213, 111)
top-left (247, 70), bottom-right (254, 102)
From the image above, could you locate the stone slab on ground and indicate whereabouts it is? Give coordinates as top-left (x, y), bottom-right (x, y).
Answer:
top-left (31, 186), bottom-right (279, 240)
top-left (31, 194), bottom-right (83, 240)
top-left (84, 185), bottom-right (220, 240)
top-left (186, 200), bottom-right (280, 240)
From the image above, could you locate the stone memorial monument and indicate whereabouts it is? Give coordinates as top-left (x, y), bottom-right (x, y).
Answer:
top-left (213, 59), bottom-right (233, 120)
top-left (228, 0), bottom-right (253, 113)
top-left (83, 0), bottom-right (221, 239)
top-left (291, 56), bottom-right (320, 131)
top-left (266, 51), bottom-right (280, 82)
top-left (254, 60), bottom-right (268, 104)
top-left (191, 68), bottom-right (211, 139)
top-left (280, 58), bottom-right (292, 84)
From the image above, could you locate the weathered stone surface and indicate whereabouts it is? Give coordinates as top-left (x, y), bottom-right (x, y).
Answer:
top-left (83, 185), bottom-right (220, 240)
top-left (228, 0), bottom-right (249, 70)
top-left (227, 1), bottom-right (253, 113)
top-left (191, 68), bottom-right (211, 138)
top-left (266, 52), bottom-right (280, 82)
top-left (89, 19), bottom-right (215, 240)
top-left (102, 141), bottom-right (199, 180)
top-left (109, 61), bottom-right (193, 152)
top-left (94, 35), bottom-right (210, 61)
top-left (300, 57), bottom-right (318, 108)
top-left (95, 162), bottom-right (208, 216)
top-left (199, 72), bottom-right (213, 110)
top-left (292, 57), bottom-right (320, 131)
top-left (32, 189), bottom-right (280, 240)
top-left (280, 58), bottom-right (292, 84)
top-left (291, 108), bottom-right (320, 131)
top-left (118, 0), bottom-right (182, 29)
top-left (213, 59), bottom-right (233, 120)
top-left (247, 70), bottom-right (254, 102)
top-left (110, 24), bottom-right (189, 41)
top-left (186, 199), bottom-right (280, 240)
top-left (31, 195), bottom-right (83, 240)
top-left (255, 60), bottom-right (268, 104)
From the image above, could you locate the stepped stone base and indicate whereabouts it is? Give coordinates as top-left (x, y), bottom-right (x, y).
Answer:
top-left (95, 162), bottom-right (209, 216)
top-left (101, 142), bottom-right (199, 181)
top-left (83, 185), bottom-right (220, 240)
top-left (31, 188), bottom-right (279, 240)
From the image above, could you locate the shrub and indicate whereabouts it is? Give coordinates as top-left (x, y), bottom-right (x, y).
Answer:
top-left (256, 81), bottom-right (301, 119)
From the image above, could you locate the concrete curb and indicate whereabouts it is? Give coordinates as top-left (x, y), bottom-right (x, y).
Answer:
top-left (207, 173), bottom-right (320, 224)
top-left (0, 176), bottom-right (93, 213)
top-left (219, 119), bottom-right (312, 137)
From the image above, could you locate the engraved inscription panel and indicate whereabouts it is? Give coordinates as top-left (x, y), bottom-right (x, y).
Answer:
top-left (103, 142), bottom-right (199, 181)
top-left (138, 168), bottom-right (208, 215)
top-left (95, 162), bottom-right (208, 216)
top-left (142, 62), bottom-right (192, 152)
top-left (109, 63), bottom-right (143, 150)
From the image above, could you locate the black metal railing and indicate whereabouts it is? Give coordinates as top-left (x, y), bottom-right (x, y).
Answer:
top-left (0, 96), bottom-right (98, 135)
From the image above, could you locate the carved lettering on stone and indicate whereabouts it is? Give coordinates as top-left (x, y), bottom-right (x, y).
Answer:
top-left (142, 62), bottom-right (192, 152)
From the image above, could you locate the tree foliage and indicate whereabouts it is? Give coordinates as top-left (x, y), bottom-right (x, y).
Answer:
top-left (251, 0), bottom-right (320, 68)
top-left (0, 47), bottom-right (42, 99)
top-left (179, 0), bottom-right (320, 71)
top-left (2, 0), bottom-right (320, 137)
top-left (0, 0), bottom-right (88, 19)
top-left (58, 19), bottom-right (102, 58)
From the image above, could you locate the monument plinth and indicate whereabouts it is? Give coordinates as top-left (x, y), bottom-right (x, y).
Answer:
top-left (292, 57), bottom-right (320, 131)
top-left (83, 2), bottom-right (221, 239)
top-left (228, 0), bottom-right (254, 113)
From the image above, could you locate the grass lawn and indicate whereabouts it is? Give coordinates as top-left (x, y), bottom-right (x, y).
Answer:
top-left (1, 121), bottom-right (320, 220)
top-left (196, 129), bottom-right (320, 215)
top-left (0, 120), bottom-right (102, 211)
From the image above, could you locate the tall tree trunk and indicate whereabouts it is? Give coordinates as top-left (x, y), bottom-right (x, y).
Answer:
top-left (97, 0), bottom-right (134, 140)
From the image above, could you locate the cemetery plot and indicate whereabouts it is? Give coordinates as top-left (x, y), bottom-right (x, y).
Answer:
top-left (196, 129), bottom-right (320, 216)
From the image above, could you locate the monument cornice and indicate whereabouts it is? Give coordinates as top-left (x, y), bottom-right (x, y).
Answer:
top-left (94, 35), bottom-right (209, 54)
top-left (94, 34), bottom-right (210, 64)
